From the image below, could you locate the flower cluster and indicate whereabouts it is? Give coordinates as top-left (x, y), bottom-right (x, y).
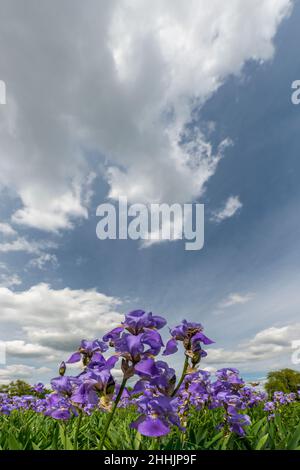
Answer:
top-left (163, 319), bottom-right (214, 367)
top-left (1, 311), bottom-right (299, 445)
top-left (264, 391), bottom-right (299, 420)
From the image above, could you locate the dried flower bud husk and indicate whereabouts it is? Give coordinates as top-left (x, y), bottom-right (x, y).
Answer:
top-left (99, 395), bottom-right (112, 412)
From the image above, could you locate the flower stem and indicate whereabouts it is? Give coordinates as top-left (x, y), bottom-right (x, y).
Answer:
top-left (74, 409), bottom-right (83, 450)
top-left (63, 422), bottom-right (67, 450)
top-left (98, 377), bottom-right (127, 450)
top-left (171, 355), bottom-right (189, 397)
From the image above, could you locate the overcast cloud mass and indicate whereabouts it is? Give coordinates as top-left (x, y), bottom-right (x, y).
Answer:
top-left (0, 0), bottom-right (299, 384)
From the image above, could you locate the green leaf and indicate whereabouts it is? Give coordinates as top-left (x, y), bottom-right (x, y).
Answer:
top-left (59, 424), bottom-right (74, 450)
top-left (133, 431), bottom-right (142, 450)
top-left (255, 433), bottom-right (269, 450)
top-left (7, 434), bottom-right (22, 450)
top-left (220, 434), bottom-right (231, 450)
top-left (204, 431), bottom-right (223, 449)
top-left (250, 417), bottom-right (266, 436)
top-left (32, 442), bottom-right (41, 450)
top-left (286, 423), bottom-right (300, 450)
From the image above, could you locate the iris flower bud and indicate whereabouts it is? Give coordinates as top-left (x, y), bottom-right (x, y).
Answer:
top-left (59, 361), bottom-right (66, 376)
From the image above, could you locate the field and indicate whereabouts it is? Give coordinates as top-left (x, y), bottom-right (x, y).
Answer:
top-left (1, 311), bottom-right (300, 451)
top-left (1, 404), bottom-right (300, 450)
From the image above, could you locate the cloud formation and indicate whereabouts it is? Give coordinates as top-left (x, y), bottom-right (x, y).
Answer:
top-left (0, 237), bottom-right (56, 255)
top-left (0, 283), bottom-right (123, 354)
top-left (0, 273), bottom-right (21, 288)
top-left (0, 222), bottom-right (16, 236)
top-left (0, 364), bottom-right (51, 385)
top-left (0, 0), bottom-right (292, 231)
top-left (211, 196), bottom-right (243, 223)
top-left (206, 323), bottom-right (300, 371)
top-left (27, 253), bottom-right (58, 271)
top-left (219, 292), bottom-right (254, 308)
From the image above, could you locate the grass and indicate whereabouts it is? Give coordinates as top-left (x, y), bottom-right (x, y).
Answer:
top-left (1, 403), bottom-right (300, 450)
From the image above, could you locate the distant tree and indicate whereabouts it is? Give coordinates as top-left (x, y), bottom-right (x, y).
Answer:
top-left (0, 383), bottom-right (9, 393)
top-left (0, 380), bottom-right (51, 396)
top-left (265, 368), bottom-right (300, 396)
top-left (1, 380), bottom-right (33, 396)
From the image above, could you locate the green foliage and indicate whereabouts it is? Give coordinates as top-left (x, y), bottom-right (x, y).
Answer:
top-left (0, 380), bottom-right (33, 397)
top-left (0, 403), bottom-right (300, 450)
top-left (265, 369), bottom-right (300, 396)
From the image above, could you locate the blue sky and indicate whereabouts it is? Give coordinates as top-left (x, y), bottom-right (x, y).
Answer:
top-left (0, 0), bottom-right (300, 385)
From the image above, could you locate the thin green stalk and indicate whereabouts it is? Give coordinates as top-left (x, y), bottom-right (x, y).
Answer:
top-left (74, 409), bottom-right (83, 450)
top-left (98, 377), bottom-right (127, 450)
top-left (171, 355), bottom-right (189, 397)
top-left (64, 422), bottom-right (67, 450)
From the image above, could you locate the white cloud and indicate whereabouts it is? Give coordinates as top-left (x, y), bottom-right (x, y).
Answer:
top-left (4, 341), bottom-right (55, 359)
top-left (205, 322), bottom-right (300, 370)
top-left (0, 273), bottom-right (22, 288)
top-left (28, 253), bottom-right (58, 270)
top-left (0, 237), bottom-right (56, 255)
top-left (0, 283), bottom-right (123, 354)
top-left (0, 222), bottom-right (17, 237)
top-left (11, 178), bottom-right (93, 232)
top-left (249, 325), bottom-right (295, 348)
top-left (211, 196), bottom-right (243, 222)
top-left (0, 0), bottom-right (292, 231)
top-left (0, 261), bottom-right (22, 288)
top-left (219, 292), bottom-right (254, 308)
top-left (0, 364), bottom-right (51, 385)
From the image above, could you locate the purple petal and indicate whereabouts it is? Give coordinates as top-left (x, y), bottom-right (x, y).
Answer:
top-left (106, 355), bottom-right (119, 369)
top-left (66, 352), bottom-right (81, 364)
top-left (163, 338), bottom-right (178, 356)
top-left (192, 332), bottom-right (214, 345)
top-left (50, 409), bottom-right (71, 420)
top-left (135, 416), bottom-right (170, 437)
top-left (134, 358), bottom-right (160, 378)
top-left (151, 314), bottom-right (167, 330)
top-left (103, 327), bottom-right (124, 343)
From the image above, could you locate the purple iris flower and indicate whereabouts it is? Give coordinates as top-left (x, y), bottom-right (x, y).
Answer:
top-left (71, 381), bottom-right (100, 406)
top-left (44, 393), bottom-right (76, 420)
top-left (226, 406), bottom-right (251, 436)
top-left (103, 310), bottom-right (166, 345)
top-left (132, 415), bottom-right (170, 437)
top-left (182, 370), bottom-right (212, 409)
top-left (115, 333), bottom-right (144, 361)
top-left (134, 358), bottom-right (176, 396)
top-left (114, 330), bottom-right (164, 366)
top-left (32, 382), bottom-right (46, 394)
top-left (215, 368), bottom-right (244, 385)
top-left (142, 329), bottom-right (164, 356)
top-left (51, 376), bottom-right (80, 396)
top-left (103, 327), bottom-right (124, 345)
top-left (67, 339), bottom-right (108, 365)
top-left (264, 401), bottom-right (276, 420)
top-left (13, 316), bottom-right (300, 444)
top-left (163, 319), bottom-right (213, 365)
top-left (71, 354), bottom-right (118, 409)
top-left (131, 393), bottom-right (181, 437)
top-left (239, 387), bottom-right (267, 408)
top-left (122, 310), bottom-right (166, 334)
top-left (50, 408), bottom-right (72, 420)
top-left (0, 405), bottom-right (11, 415)
top-left (134, 357), bottom-right (161, 378)
top-left (103, 311), bottom-right (166, 383)
top-left (264, 401), bottom-right (275, 412)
